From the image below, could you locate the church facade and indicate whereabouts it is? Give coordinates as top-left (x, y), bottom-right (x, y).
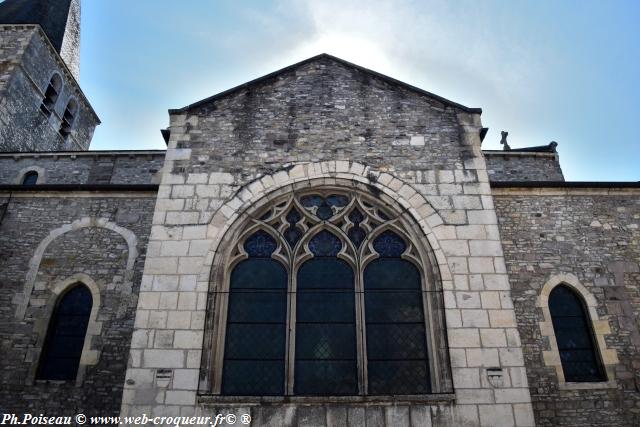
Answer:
top-left (0, 2), bottom-right (639, 426)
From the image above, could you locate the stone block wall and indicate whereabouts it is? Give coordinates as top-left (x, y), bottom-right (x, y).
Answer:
top-left (494, 186), bottom-right (640, 426)
top-left (0, 190), bottom-right (156, 416)
top-left (0, 25), bottom-right (99, 152)
top-left (0, 151), bottom-right (166, 184)
top-left (484, 152), bottom-right (564, 182)
top-left (121, 57), bottom-right (535, 426)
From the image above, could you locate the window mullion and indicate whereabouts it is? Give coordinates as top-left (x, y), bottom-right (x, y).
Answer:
top-left (356, 263), bottom-right (368, 395)
top-left (286, 262), bottom-right (297, 395)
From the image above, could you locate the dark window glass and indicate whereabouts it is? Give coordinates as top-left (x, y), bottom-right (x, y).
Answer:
top-left (347, 209), bottom-right (366, 248)
top-left (373, 230), bottom-right (407, 257)
top-left (40, 74), bottom-right (62, 116)
top-left (295, 255), bottom-right (357, 395)
top-left (222, 231), bottom-right (287, 395)
top-left (549, 285), bottom-right (606, 382)
top-left (59, 99), bottom-right (78, 140)
top-left (37, 285), bottom-right (92, 381)
top-left (284, 208), bottom-right (303, 248)
top-left (243, 230), bottom-right (278, 257)
top-left (22, 171), bottom-right (38, 185)
top-left (301, 194), bottom-right (349, 220)
top-left (364, 231), bottom-right (430, 394)
top-left (308, 230), bottom-right (342, 256)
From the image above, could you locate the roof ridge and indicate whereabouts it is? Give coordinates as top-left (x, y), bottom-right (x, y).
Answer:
top-left (169, 53), bottom-right (481, 114)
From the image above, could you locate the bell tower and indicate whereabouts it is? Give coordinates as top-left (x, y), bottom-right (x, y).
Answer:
top-left (0, 0), bottom-right (99, 152)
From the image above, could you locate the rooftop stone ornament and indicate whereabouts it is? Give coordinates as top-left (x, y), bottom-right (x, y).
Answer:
top-left (500, 131), bottom-right (512, 151)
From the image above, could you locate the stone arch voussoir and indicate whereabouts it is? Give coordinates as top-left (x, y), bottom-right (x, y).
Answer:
top-left (198, 160), bottom-right (450, 293)
top-left (16, 217), bottom-right (139, 319)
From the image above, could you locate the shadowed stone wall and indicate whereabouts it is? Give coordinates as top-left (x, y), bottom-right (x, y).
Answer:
top-left (0, 151), bottom-right (166, 184)
top-left (0, 191), bottom-right (156, 416)
top-left (494, 187), bottom-right (640, 426)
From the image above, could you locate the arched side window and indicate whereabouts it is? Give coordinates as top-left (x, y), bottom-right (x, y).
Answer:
top-left (59, 99), bottom-right (78, 140)
top-left (40, 73), bottom-right (62, 117)
top-left (212, 190), bottom-right (449, 396)
top-left (295, 230), bottom-right (357, 395)
top-left (37, 284), bottom-right (92, 381)
top-left (221, 231), bottom-right (287, 395)
top-left (549, 285), bottom-right (606, 382)
top-left (364, 230), bottom-right (430, 394)
top-left (22, 171), bottom-right (39, 185)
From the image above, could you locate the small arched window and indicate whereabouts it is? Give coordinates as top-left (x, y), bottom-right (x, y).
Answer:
top-left (549, 285), bottom-right (606, 382)
top-left (40, 73), bottom-right (62, 117)
top-left (59, 99), bottom-right (78, 140)
top-left (22, 171), bottom-right (39, 185)
top-left (37, 285), bottom-right (92, 381)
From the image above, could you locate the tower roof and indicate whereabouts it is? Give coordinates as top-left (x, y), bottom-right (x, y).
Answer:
top-left (0, 0), bottom-right (73, 54)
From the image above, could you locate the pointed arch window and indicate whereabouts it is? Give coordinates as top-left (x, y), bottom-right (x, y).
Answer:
top-left (212, 190), bottom-right (451, 396)
top-left (549, 285), bottom-right (606, 382)
top-left (222, 231), bottom-right (287, 395)
top-left (364, 231), bottom-right (430, 394)
top-left (40, 73), bottom-right (62, 117)
top-left (295, 230), bottom-right (357, 395)
top-left (37, 284), bottom-right (92, 381)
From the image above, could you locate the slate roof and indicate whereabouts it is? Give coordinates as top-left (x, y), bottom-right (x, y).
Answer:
top-left (0, 0), bottom-right (73, 53)
top-left (170, 53), bottom-right (482, 114)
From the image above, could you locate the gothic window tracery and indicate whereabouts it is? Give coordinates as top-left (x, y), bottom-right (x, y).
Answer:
top-left (215, 189), bottom-right (445, 396)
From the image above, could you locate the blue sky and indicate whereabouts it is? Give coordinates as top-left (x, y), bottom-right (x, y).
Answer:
top-left (80, 0), bottom-right (640, 181)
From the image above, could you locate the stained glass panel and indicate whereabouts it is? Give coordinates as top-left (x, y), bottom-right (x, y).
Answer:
top-left (367, 361), bottom-right (430, 394)
top-left (222, 361), bottom-right (284, 395)
top-left (295, 258), bottom-right (357, 395)
top-left (297, 258), bottom-right (353, 289)
top-left (231, 259), bottom-right (288, 290)
top-left (308, 231), bottom-right (342, 256)
top-left (223, 257), bottom-right (287, 395)
top-left (373, 231), bottom-right (407, 257)
top-left (364, 257), bottom-right (430, 394)
top-left (284, 227), bottom-right (303, 248)
top-left (300, 194), bottom-right (349, 220)
top-left (364, 258), bottom-right (421, 290)
top-left (244, 231), bottom-right (277, 257)
top-left (348, 208), bottom-right (366, 248)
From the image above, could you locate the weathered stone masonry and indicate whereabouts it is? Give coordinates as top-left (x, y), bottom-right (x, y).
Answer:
top-left (0, 8), bottom-right (638, 423)
top-left (121, 55), bottom-right (536, 427)
top-left (0, 25), bottom-right (98, 152)
top-left (484, 151), bottom-right (564, 182)
top-left (0, 190), bottom-right (156, 416)
top-left (0, 151), bottom-right (166, 185)
top-left (494, 186), bottom-right (640, 426)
